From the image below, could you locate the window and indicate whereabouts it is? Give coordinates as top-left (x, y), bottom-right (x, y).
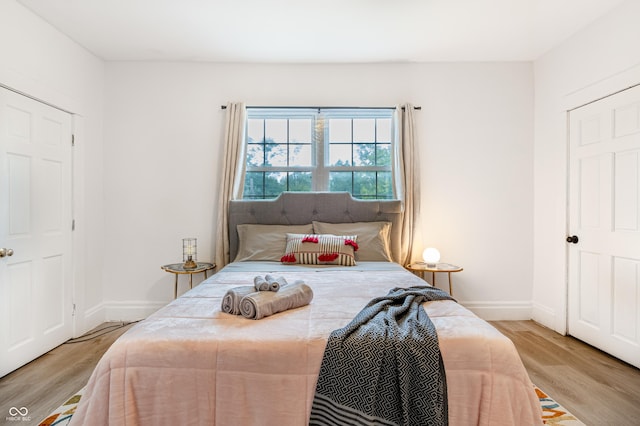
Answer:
top-left (243, 108), bottom-right (395, 199)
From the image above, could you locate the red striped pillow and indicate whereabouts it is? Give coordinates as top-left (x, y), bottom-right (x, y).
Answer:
top-left (281, 234), bottom-right (358, 266)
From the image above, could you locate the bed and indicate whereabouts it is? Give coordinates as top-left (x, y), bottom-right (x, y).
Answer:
top-left (71, 192), bottom-right (542, 425)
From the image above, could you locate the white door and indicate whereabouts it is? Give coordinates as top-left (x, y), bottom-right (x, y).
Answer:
top-left (568, 84), bottom-right (640, 369)
top-left (0, 87), bottom-right (73, 378)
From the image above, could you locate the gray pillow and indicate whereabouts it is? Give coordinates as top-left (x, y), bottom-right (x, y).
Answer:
top-left (312, 221), bottom-right (393, 262)
top-left (234, 224), bottom-right (314, 262)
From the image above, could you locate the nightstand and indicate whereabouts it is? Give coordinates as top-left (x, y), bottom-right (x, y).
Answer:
top-left (161, 262), bottom-right (216, 299)
top-left (406, 262), bottom-right (463, 296)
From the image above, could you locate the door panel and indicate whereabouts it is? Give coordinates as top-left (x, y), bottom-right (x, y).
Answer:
top-left (579, 154), bottom-right (606, 229)
top-left (615, 150), bottom-right (639, 231)
top-left (8, 154), bottom-right (31, 234)
top-left (6, 261), bottom-right (33, 349)
top-left (0, 87), bottom-right (73, 378)
top-left (577, 251), bottom-right (600, 327)
top-left (612, 257), bottom-right (639, 344)
top-left (569, 84), bottom-right (640, 369)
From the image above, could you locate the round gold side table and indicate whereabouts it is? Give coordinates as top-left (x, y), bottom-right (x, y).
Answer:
top-left (406, 262), bottom-right (463, 296)
top-left (161, 262), bottom-right (216, 299)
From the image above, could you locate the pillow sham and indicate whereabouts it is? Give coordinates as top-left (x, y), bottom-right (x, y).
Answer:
top-left (312, 221), bottom-right (393, 262)
top-left (234, 224), bottom-right (313, 262)
top-left (281, 233), bottom-right (358, 266)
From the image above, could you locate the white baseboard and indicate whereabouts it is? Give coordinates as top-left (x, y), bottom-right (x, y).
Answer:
top-left (460, 300), bottom-right (533, 321)
top-left (80, 300), bottom-right (167, 325)
top-left (103, 300), bottom-right (167, 322)
top-left (531, 302), bottom-right (566, 335)
top-left (78, 302), bottom-right (107, 336)
top-left (74, 301), bottom-right (163, 337)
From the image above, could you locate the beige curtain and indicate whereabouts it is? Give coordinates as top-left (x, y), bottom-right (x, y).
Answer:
top-left (394, 104), bottom-right (421, 265)
top-left (214, 102), bottom-right (246, 268)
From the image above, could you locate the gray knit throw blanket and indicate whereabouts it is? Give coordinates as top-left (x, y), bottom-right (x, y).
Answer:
top-left (309, 286), bottom-right (454, 426)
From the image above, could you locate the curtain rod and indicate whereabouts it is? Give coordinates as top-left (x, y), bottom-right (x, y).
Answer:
top-left (220, 105), bottom-right (421, 110)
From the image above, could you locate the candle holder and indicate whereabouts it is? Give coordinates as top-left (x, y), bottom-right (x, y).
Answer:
top-left (182, 238), bottom-right (197, 269)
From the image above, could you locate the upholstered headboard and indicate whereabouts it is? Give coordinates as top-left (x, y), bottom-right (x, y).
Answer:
top-left (228, 192), bottom-right (403, 263)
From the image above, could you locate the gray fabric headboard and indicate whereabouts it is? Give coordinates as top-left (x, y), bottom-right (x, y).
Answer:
top-left (228, 192), bottom-right (403, 263)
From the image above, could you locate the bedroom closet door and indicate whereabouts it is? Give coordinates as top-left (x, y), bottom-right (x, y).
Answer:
top-left (0, 87), bottom-right (73, 378)
top-left (568, 84), bottom-right (640, 369)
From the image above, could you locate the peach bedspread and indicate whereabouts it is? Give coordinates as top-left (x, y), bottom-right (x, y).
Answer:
top-left (71, 264), bottom-right (542, 425)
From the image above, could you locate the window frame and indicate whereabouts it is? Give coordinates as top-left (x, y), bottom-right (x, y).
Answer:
top-left (243, 107), bottom-right (396, 199)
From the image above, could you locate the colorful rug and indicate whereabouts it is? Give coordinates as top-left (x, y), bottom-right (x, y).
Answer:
top-left (37, 388), bottom-right (84, 426)
top-left (38, 385), bottom-right (584, 425)
top-left (536, 387), bottom-right (585, 425)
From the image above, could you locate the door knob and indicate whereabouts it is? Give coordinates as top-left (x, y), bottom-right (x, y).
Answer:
top-left (0, 248), bottom-right (14, 258)
top-left (566, 235), bottom-right (579, 244)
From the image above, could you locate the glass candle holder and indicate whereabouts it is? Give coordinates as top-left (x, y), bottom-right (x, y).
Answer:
top-left (182, 238), bottom-right (197, 269)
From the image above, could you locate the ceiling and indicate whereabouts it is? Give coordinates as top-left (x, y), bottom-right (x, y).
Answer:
top-left (18, 0), bottom-right (626, 63)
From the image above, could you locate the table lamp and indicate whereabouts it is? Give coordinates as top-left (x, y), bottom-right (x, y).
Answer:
top-left (422, 247), bottom-right (440, 268)
top-left (183, 238), bottom-right (197, 269)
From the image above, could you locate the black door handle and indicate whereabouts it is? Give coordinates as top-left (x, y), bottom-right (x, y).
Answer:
top-left (566, 235), bottom-right (579, 244)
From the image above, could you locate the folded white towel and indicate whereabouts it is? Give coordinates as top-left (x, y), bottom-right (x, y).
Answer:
top-left (221, 286), bottom-right (256, 315)
top-left (239, 280), bottom-right (313, 320)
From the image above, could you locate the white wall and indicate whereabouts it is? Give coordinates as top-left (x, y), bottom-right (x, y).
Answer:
top-left (103, 61), bottom-right (534, 320)
top-left (0, 0), bottom-right (536, 324)
top-left (532, 0), bottom-right (640, 333)
top-left (0, 0), bottom-right (105, 335)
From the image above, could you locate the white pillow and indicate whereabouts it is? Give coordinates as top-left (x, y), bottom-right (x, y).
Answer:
top-left (312, 221), bottom-right (393, 262)
top-left (235, 223), bottom-right (313, 262)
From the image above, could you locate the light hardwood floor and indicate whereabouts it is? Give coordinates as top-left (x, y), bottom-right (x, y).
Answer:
top-left (0, 322), bottom-right (135, 424)
top-left (492, 320), bottom-right (640, 425)
top-left (1, 320), bottom-right (639, 424)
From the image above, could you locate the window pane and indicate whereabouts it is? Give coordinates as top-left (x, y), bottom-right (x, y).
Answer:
top-left (247, 119), bottom-right (264, 143)
top-left (377, 172), bottom-right (393, 198)
top-left (265, 119), bottom-right (287, 143)
top-left (377, 118), bottom-right (392, 142)
top-left (290, 144), bottom-right (312, 167)
top-left (265, 144), bottom-right (287, 167)
top-left (354, 144), bottom-right (375, 166)
top-left (329, 119), bottom-right (352, 143)
top-left (329, 172), bottom-right (352, 192)
top-left (288, 172), bottom-right (312, 191)
top-left (353, 172), bottom-right (376, 198)
top-left (329, 144), bottom-right (352, 166)
top-left (243, 172), bottom-right (264, 198)
top-left (264, 172), bottom-right (286, 197)
top-left (353, 118), bottom-right (375, 142)
top-left (289, 119), bottom-right (312, 143)
top-left (246, 144), bottom-right (264, 167)
top-left (376, 144), bottom-right (391, 166)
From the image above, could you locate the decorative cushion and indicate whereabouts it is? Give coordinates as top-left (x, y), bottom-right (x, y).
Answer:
top-left (282, 234), bottom-right (358, 266)
top-left (234, 224), bottom-right (314, 262)
top-left (312, 221), bottom-right (393, 262)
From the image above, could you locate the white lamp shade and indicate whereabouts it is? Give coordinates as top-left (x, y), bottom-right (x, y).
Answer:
top-left (422, 248), bottom-right (441, 265)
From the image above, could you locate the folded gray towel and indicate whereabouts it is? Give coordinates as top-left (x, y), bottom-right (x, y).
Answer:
top-left (254, 275), bottom-right (286, 291)
top-left (254, 276), bottom-right (270, 291)
top-left (221, 286), bottom-right (256, 315)
top-left (239, 280), bottom-right (313, 320)
top-left (265, 274), bottom-right (287, 292)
